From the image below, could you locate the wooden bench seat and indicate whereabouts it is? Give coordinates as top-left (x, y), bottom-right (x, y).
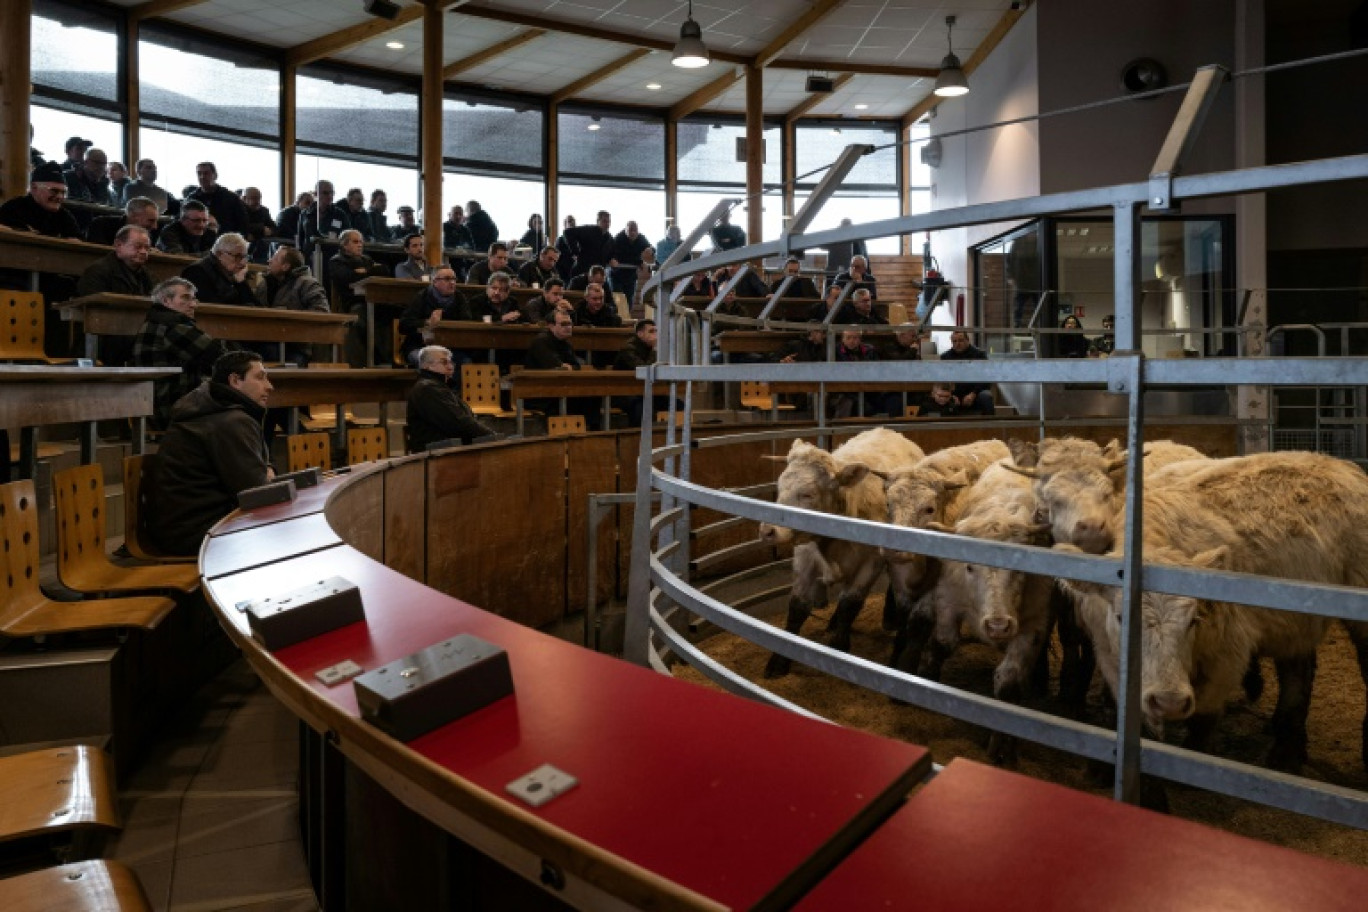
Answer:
top-left (121, 456), bottom-right (194, 565)
top-left (0, 746), bottom-right (119, 865)
top-left (1, 480), bottom-right (175, 637)
top-left (0, 859), bottom-right (151, 912)
top-left (52, 465), bottom-right (200, 597)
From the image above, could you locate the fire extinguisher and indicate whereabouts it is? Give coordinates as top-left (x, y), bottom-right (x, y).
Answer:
top-left (956, 292), bottom-right (965, 327)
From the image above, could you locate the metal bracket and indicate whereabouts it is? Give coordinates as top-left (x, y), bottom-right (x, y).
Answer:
top-left (1147, 171), bottom-right (1174, 212)
top-left (1105, 350), bottom-right (1143, 393)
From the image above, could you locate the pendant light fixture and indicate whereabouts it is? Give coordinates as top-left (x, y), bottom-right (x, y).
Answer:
top-left (672, 0), bottom-right (710, 69)
top-left (933, 15), bottom-right (969, 97)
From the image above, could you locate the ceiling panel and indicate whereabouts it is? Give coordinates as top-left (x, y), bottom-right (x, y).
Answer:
top-left (160, 0), bottom-right (372, 48)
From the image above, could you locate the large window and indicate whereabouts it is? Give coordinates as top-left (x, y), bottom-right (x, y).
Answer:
top-left (32, 1), bottom-right (119, 113)
top-left (32, 105), bottom-right (123, 170)
top-left (140, 24), bottom-right (279, 145)
top-left (297, 64), bottom-right (418, 165)
top-left (676, 117), bottom-right (782, 249)
top-left (557, 186), bottom-right (666, 248)
top-left (558, 108), bottom-right (664, 189)
top-left (445, 173), bottom-right (545, 245)
top-left (793, 121), bottom-right (902, 255)
top-left (443, 92), bottom-right (543, 176)
top-left (144, 129), bottom-right (280, 211)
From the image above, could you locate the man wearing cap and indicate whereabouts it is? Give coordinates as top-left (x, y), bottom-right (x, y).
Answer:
top-left (60, 136), bottom-right (92, 172)
top-left (0, 162), bottom-right (82, 238)
top-left (187, 162), bottom-right (249, 236)
top-left (64, 147), bottom-right (112, 205)
top-left (390, 204), bottom-right (418, 241)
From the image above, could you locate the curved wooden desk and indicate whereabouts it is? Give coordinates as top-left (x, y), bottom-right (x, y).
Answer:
top-left (201, 451), bottom-right (931, 911)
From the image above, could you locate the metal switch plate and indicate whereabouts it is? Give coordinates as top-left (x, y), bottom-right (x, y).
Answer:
top-left (315, 659), bottom-right (364, 687)
top-left (506, 764), bottom-right (578, 808)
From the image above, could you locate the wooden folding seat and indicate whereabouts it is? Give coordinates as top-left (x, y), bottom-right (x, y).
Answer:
top-left (347, 427), bottom-right (389, 465)
top-left (287, 433), bottom-right (332, 473)
top-left (121, 455), bottom-right (194, 565)
top-left (546, 415), bottom-right (586, 437)
top-left (0, 746), bottom-right (119, 865)
top-left (740, 381), bottom-right (795, 413)
top-left (298, 363), bottom-right (377, 431)
top-left (0, 860), bottom-right (151, 912)
top-left (887, 302), bottom-right (911, 326)
top-left (0, 480), bottom-right (174, 637)
top-left (52, 464), bottom-right (200, 597)
top-left (0, 292), bottom-right (74, 364)
top-left (461, 363), bottom-right (515, 419)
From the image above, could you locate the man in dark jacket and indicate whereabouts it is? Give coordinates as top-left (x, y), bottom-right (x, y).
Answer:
top-left (342, 188), bottom-right (374, 240)
top-left (0, 161), bottom-right (82, 238)
top-left (397, 266), bottom-right (470, 367)
top-left (608, 220), bottom-right (651, 303)
top-left (297, 181), bottom-right (350, 256)
top-left (150, 350), bottom-right (272, 555)
top-left (266, 247), bottom-right (328, 366)
top-left (563, 210), bottom-right (613, 277)
top-left (367, 190), bottom-right (390, 243)
top-left (612, 318), bottom-right (665, 427)
top-left (85, 196), bottom-right (161, 247)
top-left (132, 277), bottom-right (231, 429)
top-left (526, 309), bottom-right (598, 429)
top-left (328, 229), bottom-right (390, 366)
top-left (187, 162), bottom-right (248, 236)
top-left (63, 147), bottom-right (111, 206)
top-left (77, 224), bottom-right (155, 367)
top-left (405, 346), bottom-right (494, 452)
top-left (275, 191), bottom-right (313, 244)
top-left (709, 210), bottom-right (745, 252)
top-left (770, 257), bottom-right (821, 299)
top-left (241, 187), bottom-right (276, 263)
top-left (939, 330), bottom-right (995, 415)
top-left (156, 201), bottom-right (217, 256)
top-left (180, 233), bottom-right (265, 308)
top-left (464, 200), bottom-right (499, 251)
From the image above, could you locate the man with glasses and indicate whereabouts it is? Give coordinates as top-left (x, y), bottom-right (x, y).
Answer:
top-left (297, 180), bottom-right (350, 256)
top-left (405, 345), bottom-right (494, 452)
top-left (63, 147), bottom-right (111, 206)
top-left (181, 233), bottom-right (264, 308)
top-left (122, 158), bottom-right (179, 214)
top-left (188, 161), bottom-right (249, 236)
top-left (398, 266), bottom-right (471, 368)
top-left (157, 200), bottom-right (217, 255)
top-left (0, 161), bottom-right (82, 238)
top-left (133, 278), bottom-right (231, 429)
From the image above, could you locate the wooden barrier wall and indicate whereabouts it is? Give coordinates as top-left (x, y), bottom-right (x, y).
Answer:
top-left (321, 423), bottom-right (1238, 632)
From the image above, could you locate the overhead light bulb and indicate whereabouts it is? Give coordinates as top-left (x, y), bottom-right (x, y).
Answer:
top-left (934, 16), bottom-right (969, 97)
top-left (672, 0), bottom-right (710, 68)
top-left (386, 41), bottom-right (404, 50)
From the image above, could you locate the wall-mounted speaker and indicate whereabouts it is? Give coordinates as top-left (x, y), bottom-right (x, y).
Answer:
top-left (805, 75), bottom-right (835, 93)
top-left (1120, 58), bottom-right (1168, 96)
top-left (920, 137), bottom-right (943, 168)
top-left (365, 0), bottom-right (401, 20)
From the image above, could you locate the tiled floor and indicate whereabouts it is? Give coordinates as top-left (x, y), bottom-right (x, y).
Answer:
top-left (109, 660), bottom-right (319, 912)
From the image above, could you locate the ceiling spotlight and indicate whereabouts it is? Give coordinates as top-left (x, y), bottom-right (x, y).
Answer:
top-left (854, 103), bottom-right (868, 110)
top-left (646, 82), bottom-right (662, 90)
top-left (672, 0), bottom-right (710, 68)
top-left (588, 116), bottom-right (601, 132)
top-left (364, 0), bottom-right (401, 20)
top-left (934, 15), bottom-right (969, 97)
top-left (386, 41), bottom-right (404, 50)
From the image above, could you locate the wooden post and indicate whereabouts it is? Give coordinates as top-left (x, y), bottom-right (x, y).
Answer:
top-left (124, 18), bottom-right (140, 170)
top-left (782, 119), bottom-right (796, 239)
top-left (421, 1), bottom-right (444, 266)
top-left (745, 64), bottom-right (763, 243)
top-left (900, 121), bottom-right (912, 256)
top-left (664, 118), bottom-right (677, 230)
top-left (546, 102), bottom-right (558, 246)
top-left (281, 64), bottom-right (296, 207)
top-left (0, 0), bottom-right (33, 198)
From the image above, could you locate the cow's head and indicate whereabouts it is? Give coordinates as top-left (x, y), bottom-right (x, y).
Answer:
top-left (757, 440), bottom-right (868, 545)
top-left (953, 508), bottom-right (1051, 643)
top-left (1004, 437), bottom-right (1124, 554)
top-left (876, 466), bottom-right (969, 563)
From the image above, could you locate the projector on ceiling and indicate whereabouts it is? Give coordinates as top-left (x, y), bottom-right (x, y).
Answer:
top-left (364, 0), bottom-right (401, 20)
top-left (805, 75), bottom-right (835, 93)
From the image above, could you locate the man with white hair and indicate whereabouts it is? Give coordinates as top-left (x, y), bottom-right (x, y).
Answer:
top-left (328, 228), bottom-right (390, 365)
top-left (180, 232), bottom-right (264, 307)
top-left (86, 195), bottom-right (160, 246)
top-left (405, 345), bottom-right (495, 452)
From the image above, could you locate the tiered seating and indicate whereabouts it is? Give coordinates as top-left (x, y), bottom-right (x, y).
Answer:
top-left (287, 433), bottom-right (331, 473)
top-left (0, 860), bottom-right (150, 912)
top-left (347, 427), bottom-right (389, 465)
top-left (461, 363), bottom-right (515, 419)
top-left (0, 292), bottom-right (73, 365)
top-left (0, 746), bottom-right (119, 870)
top-left (121, 455), bottom-right (194, 565)
top-left (546, 415), bottom-right (586, 436)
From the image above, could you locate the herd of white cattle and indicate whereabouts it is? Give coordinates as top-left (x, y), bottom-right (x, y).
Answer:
top-left (757, 427), bottom-right (1368, 774)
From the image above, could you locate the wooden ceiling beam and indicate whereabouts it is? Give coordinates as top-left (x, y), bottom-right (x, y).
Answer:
top-left (783, 73), bottom-right (852, 123)
top-left (550, 49), bottom-right (651, 105)
top-left (285, 6), bottom-right (426, 68)
top-left (669, 69), bottom-right (743, 120)
top-left (900, 6), bottom-right (1028, 127)
top-left (443, 28), bottom-right (546, 80)
top-left (126, 0), bottom-right (208, 23)
top-left (454, 4), bottom-right (749, 65)
top-left (751, 0), bottom-right (847, 69)
top-left (768, 59), bottom-right (937, 78)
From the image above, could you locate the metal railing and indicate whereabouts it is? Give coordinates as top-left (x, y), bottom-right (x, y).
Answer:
top-left (623, 66), bottom-right (1368, 829)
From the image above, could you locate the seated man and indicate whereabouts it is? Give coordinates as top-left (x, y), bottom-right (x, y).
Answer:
top-left (121, 158), bottom-right (178, 214)
top-left (526, 310), bottom-right (598, 429)
top-left (181, 232), bottom-right (265, 308)
top-left (187, 162), bottom-right (248, 236)
top-left (367, 190), bottom-right (389, 242)
top-left (132, 277), bottom-right (231, 429)
top-left (275, 190), bottom-right (313, 244)
top-left (523, 277), bottom-right (567, 325)
top-left (518, 245), bottom-right (560, 289)
top-left (149, 350), bottom-right (273, 556)
top-left (466, 241), bottom-right (513, 288)
top-left (677, 269), bottom-right (715, 299)
top-left (327, 229), bottom-right (391, 366)
top-left (297, 181), bottom-right (350, 256)
top-left (393, 233), bottom-right (428, 280)
top-left (442, 205), bottom-right (474, 250)
top-left (612, 318), bottom-right (671, 427)
top-left (470, 271), bottom-right (526, 324)
top-left (938, 330), bottom-right (996, 415)
top-left (568, 264), bottom-right (607, 292)
top-left (832, 254), bottom-right (878, 300)
top-left (833, 329), bottom-right (895, 418)
top-left (342, 188), bottom-right (374, 240)
top-left (917, 382), bottom-right (963, 418)
top-left (770, 256), bottom-right (821, 298)
top-left (63, 147), bottom-right (111, 206)
top-left (77, 224), bottom-right (154, 367)
top-left (717, 262), bottom-right (769, 299)
top-left (833, 287), bottom-right (887, 327)
top-left (574, 281), bottom-right (622, 368)
top-left (107, 161), bottom-right (130, 205)
top-left (397, 265), bottom-right (470, 367)
top-left (405, 345), bottom-right (495, 452)
top-left (156, 200), bottom-right (217, 255)
top-left (266, 246), bottom-right (328, 312)
top-left (240, 186), bottom-right (276, 263)
top-left (776, 322), bottom-right (828, 363)
top-left (390, 204), bottom-right (418, 242)
top-left (709, 210), bottom-right (745, 252)
top-left (0, 161), bottom-right (82, 237)
top-left (86, 195), bottom-right (160, 246)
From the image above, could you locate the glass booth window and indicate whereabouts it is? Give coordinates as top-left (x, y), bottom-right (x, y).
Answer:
top-left (443, 95), bottom-right (543, 175)
top-left (297, 65), bottom-right (417, 164)
top-left (139, 24), bottom-right (280, 143)
top-left (32, 0), bottom-right (119, 110)
top-left (558, 108), bottom-right (664, 187)
top-left (146, 129), bottom-right (280, 211)
top-left (296, 154), bottom-right (417, 226)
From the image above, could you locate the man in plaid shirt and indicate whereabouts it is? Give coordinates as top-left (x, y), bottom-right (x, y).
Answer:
top-left (133, 277), bottom-right (230, 430)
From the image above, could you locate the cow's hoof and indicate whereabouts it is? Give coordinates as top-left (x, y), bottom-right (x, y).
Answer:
top-left (763, 655), bottom-right (792, 679)
top-left (1084, 759), bottom-right (1114, 789)
top-left (987, 733), bottom-right (1019, 768)
top-left (826, 633), bottom-right (851, 654)
top-left (1242, 658), bottom-right (1266, 703)
top-left (1266, 740), bottom-right (1308, 774)
top-left (1139, 778), bottom-right (1171, 815)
